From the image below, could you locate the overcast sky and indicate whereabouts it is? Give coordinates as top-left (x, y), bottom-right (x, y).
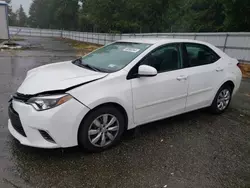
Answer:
top-left (11, 0), bottom-right (32, 14)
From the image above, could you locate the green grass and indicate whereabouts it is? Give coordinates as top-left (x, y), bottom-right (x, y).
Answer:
top-left (11, 37), bottom-right (25, 41)
top-left (58, 38), bottom-right (102, 55)
top-left (60, 38), bottom-right (101, 49)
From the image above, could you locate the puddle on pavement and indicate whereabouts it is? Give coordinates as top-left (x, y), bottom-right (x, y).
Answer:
top-left (0, 36), bottom-right (80, 187)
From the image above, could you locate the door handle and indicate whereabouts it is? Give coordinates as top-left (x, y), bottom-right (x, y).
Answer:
top-left (216, 67), bottom-right (224, 72)
top-left (177, 75), bottom-right (188, 81)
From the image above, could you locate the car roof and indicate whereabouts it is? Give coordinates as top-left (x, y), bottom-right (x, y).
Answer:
top-left (118, 38), bottom-right (211, 46)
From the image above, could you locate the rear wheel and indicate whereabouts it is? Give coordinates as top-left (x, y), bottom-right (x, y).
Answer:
top-left (78, 106), bottom-right (125, 152)
top-left (210, 85), bottom-right (232, 114)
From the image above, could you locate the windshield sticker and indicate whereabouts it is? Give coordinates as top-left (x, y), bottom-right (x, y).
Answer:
top-left (108, 64), bottom-right (116, 68)
top-left (123, 48), bottom-right (140, 53)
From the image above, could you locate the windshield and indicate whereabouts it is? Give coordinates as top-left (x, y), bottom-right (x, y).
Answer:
top-left (80, 42), bottom-right (151, 72)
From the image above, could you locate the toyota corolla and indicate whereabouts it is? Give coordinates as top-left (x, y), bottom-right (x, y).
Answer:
top-left (8, 39), bottom-right (242, 152)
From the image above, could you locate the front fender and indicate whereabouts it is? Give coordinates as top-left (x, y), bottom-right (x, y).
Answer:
top-left (67, 75), bottom-right (135, 129)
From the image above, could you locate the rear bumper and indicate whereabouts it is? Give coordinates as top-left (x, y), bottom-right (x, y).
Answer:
top-left (233, 67), bottom-right (242, 96)
top-left (8, 98), bottom-right (90, 148)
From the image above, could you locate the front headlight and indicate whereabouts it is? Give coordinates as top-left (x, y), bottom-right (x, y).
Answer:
top-left (27, 94), bottom-right (73, 111)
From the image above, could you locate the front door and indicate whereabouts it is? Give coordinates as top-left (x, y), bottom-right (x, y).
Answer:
top-left (130, 43), bottom-right (189, 125)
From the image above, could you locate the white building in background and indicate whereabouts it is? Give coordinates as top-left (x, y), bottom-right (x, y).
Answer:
top-left (0, 0), bottom-right (9, 40)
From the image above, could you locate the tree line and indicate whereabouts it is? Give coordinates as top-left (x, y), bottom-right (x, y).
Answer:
top-left (5, 0), bottom-right (250, 33)
top-left (5, 0), bottom-right (27, 27)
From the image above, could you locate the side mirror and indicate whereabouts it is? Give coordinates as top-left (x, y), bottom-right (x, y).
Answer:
top-left (138, 65), bottom-right (157, 77)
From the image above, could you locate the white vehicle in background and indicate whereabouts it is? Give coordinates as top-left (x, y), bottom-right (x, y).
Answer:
top-left (8, 38), bottom-right (242, 152)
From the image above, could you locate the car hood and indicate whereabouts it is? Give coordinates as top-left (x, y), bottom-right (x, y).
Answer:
top-left (17, 61), bottom-right (108, 95)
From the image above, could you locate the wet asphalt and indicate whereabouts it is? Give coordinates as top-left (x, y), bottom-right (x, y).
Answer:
top-left (0, 37), bottom-right (250, 188)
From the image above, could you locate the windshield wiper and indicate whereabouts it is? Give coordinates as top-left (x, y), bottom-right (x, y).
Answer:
top-left (72, 58), bottom-right (101, 72)
top-left (82, 63), bottom-right (101, 72)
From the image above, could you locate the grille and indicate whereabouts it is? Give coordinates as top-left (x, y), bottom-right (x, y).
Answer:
top-left (39, 130), bottom-right (56, 143)
top-left (13, 93), bottom-right (33, 103)
top-left (8, 104), bottom-right (27, 137)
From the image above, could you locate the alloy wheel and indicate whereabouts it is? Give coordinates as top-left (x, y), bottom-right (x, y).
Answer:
top-left (88, 114), bottom-right (119, 147)
top-left (217, 89), bottom-right (231, 111)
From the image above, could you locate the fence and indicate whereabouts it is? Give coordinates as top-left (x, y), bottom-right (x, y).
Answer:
top-left (9, 26), bottom-right (250, 62)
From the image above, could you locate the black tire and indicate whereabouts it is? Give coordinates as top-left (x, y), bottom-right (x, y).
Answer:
top-left (209, 84), bottom-right (233, 114)
top-left (78, 105), bottom-right (125, 152)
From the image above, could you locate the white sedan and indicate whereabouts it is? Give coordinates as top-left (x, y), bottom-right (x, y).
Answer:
top-left (8, 38), bottom-right (242, 152)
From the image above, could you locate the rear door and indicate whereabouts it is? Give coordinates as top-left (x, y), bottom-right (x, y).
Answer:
top-left (130, 43), bottom-right (189, 125)
top-left (183, 43), bottom-right (226, 111)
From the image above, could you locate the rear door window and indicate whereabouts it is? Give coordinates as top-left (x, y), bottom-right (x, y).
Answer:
top-left (184, 43), bottom-right (220, 67)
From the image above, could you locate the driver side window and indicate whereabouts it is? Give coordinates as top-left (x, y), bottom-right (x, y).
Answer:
top-left (140, 44), bottom-right (181, 73)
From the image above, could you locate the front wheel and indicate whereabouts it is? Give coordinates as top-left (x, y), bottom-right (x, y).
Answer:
top-left (78, 106), bottom-right (125, 152)
top-left (210, 85), bottom-right (232, 114)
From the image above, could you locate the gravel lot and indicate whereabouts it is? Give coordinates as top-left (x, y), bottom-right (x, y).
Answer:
top-left (0, 37), bottom-right (249, 188)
